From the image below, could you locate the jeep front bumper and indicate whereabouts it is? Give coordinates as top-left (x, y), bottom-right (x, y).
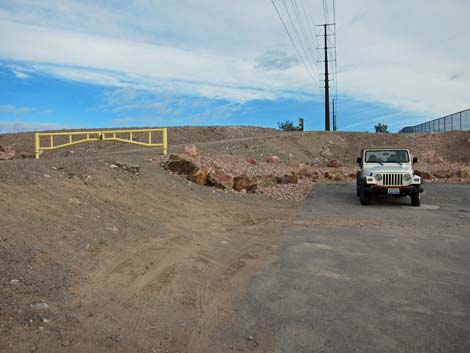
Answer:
top-left (363, 185), bottom-right (423, 195)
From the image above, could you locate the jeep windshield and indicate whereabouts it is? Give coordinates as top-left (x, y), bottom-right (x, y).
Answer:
top-left (365, 150), bottom-right (409, 163)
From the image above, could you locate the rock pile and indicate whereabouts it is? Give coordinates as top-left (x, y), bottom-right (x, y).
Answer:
top-left (415, 167), bottom-right (470, 181)
top-left (162, 155), bottom-right (257, 192)
top-left (233, 174), bottom-right (257, 193)
top-left (161, 153), bottom-right (355, 200)
top-left (161, 148), bottom-right (470, 201)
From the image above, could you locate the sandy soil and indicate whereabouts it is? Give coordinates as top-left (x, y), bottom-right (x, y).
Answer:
top-left (0, 155), bottom-right (297, 353)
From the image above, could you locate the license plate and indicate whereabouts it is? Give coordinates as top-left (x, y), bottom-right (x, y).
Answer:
top-left (387, 188), bottom-right (400, 195)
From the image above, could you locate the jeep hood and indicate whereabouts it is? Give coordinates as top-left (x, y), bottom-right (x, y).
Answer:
top-left (363, 164), bottom-right (413, 176)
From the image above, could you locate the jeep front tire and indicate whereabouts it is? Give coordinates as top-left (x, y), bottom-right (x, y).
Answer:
top-left (411, 192), bottom-right (421, 207)
top-left (356, 172), bottom-right (363, 197)
top-left (359, 186), bottom-right (371, 205)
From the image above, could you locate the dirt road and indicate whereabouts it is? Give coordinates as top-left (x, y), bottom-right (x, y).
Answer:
top-left (230, 184), bottom-right (470, 353)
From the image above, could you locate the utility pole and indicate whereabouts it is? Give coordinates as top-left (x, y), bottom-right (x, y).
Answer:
top-left (316, 23), bottom-right (335, 131)
top-left (323, 24), bottom-right (330, 131)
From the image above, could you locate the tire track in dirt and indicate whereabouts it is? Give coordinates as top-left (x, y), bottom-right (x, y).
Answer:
top-left (82, 240), bottom-right (191, 346)
top-left (125, 289), bottom-right (150, 339)
top-left (198, 259), bottom-right (219, 316)
top-left (189, 250), bottom-right (259, 353)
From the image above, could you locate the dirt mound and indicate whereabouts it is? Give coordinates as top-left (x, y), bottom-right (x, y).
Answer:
top-left (2, 126), bottom-right (468, 169)
top-left (0, 126), bottom-right (278, 159)
top-left (197, 130), bottom-right (470, 166)
top-left (0, 156), bottom-right (296, 353)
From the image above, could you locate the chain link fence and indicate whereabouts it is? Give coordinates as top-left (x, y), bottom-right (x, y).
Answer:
top-left (399, 108), bottom-right (470, 133)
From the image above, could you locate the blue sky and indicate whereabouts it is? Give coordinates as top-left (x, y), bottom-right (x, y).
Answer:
top-left (0, 0), bottom-right (469, 133)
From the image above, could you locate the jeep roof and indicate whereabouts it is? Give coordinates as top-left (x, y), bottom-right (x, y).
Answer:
top-left (361, 147), bottom-right (410, 151)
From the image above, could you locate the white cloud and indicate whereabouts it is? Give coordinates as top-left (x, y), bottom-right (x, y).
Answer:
top-left (12, 69), bottom-right (29, 79)
top-left (104, 88), bottom-right (246, 125)
top-left (0, 104), bottom-right (32, 115)
top-left (0, 18), bottom-right (315, 103)
top-left (0, 0), bottom-right (469, 117)
top-left (0, 120), bottom-right (61, 133)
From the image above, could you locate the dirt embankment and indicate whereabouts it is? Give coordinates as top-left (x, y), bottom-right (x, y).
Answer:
top-left (2, 126), bottom-right (469, 168)
top-left (0, 155), bottom-right (297, 353)
top-left (0, 126), bottom-right (278, 159)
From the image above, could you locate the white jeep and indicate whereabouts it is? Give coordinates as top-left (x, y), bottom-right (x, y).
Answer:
top-left (356, 148), bottom-right (423, 206)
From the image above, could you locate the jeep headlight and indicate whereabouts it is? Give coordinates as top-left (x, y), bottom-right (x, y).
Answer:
top-left (404, 174), bottom-right (411, 181)
top-left (375, 173), bottom-right (382, 181)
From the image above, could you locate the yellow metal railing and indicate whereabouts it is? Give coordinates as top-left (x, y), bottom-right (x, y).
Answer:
top-left (35, 128), bottom-right (168, 159)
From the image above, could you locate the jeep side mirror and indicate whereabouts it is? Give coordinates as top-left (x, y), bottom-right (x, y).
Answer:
top-left (357, 157), bottom-right (362, 164)
top-left (412, 157), bottom-right (418, 164)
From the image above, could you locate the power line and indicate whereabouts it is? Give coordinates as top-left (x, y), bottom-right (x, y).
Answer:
top-left (280, 0), bottom-right (319, 82)
top-left (271, 0), bottom-right (320, 86)
top-left (271, 0), bottom-right (339, 131)
top-left (322, 0), bottom-right (328, 23)
top-left (290, 0), bottom-right (320, 78)
top-left (301, 0), bottom-right (321, 60)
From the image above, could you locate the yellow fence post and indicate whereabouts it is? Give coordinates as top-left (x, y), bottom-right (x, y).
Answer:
top-left (163, 128), bottom-right (168, 155)
top-left (35, 133), bottom-right (40, 159)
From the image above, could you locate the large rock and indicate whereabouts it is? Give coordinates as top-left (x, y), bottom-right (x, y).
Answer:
top-left (275, 172), bottom-right (299, 185)
top-left (164, 155), bottom-right (198, 175)
top-left (255, 175), bottom-right (277, 188)
top-left (189, 168), bottom-right (210, 185)
top-left (233, 174), bottom-right (257, 193)
top-left (325, 170), bottom-right (346, 181)
top-left (297, 167), bottom-right (320, 181)
top-left (0, 145), bottom-right (16, 160)
top-left (208, 170), bottom-right (233, 189)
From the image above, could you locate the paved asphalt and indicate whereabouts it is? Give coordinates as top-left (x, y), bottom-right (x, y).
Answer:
top-left (237, 184), bottom-right (470, 353)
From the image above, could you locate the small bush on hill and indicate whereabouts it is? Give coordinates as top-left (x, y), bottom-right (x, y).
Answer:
top-left (278, 120), bottom-right (301, 131)
top-left (374, 123), bottom-right (389, 133)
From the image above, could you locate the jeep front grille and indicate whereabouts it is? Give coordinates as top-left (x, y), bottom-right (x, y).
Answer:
top-left (382, 173), bottom-right (403, 186)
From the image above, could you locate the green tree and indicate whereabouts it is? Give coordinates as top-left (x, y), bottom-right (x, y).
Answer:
top-left (374, 123), bottom-right (389, 133)
top-left (278, 120), bottom-right (301, 131)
